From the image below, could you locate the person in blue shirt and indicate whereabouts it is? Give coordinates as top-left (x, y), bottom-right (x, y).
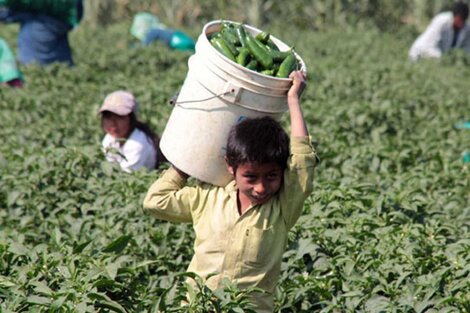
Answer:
top-left (130, 12), bottom-right (195, 52)
top-left (0, 0), bottom-right (83, 66)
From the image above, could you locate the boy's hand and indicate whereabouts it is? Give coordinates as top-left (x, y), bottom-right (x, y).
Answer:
top-left (287, 71), bottom-right (307, 100)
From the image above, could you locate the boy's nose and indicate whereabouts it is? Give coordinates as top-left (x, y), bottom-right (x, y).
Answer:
top-left (254, 182), bottom-right (267, 194)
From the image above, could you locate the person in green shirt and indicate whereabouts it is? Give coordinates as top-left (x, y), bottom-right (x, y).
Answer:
top-left (0, 37), bottom-right (23, 87)
top-left (143, 71), bottom-right (318, 312)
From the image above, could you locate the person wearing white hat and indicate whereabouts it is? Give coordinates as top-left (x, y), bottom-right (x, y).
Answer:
top-left (99, 90), bottom-right (164, 172)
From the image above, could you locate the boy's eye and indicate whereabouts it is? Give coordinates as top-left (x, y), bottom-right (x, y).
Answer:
top-left (267, 173), bottom-right (280, 180)
top-left (243, 175), bottom-right (257, 181)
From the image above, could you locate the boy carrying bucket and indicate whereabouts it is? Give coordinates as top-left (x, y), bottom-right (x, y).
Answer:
top-left (143, 71), bottom-right (318, 312)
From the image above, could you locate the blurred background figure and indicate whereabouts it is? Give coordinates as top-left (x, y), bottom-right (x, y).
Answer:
top-left (0, 37), bottom-right (23, 87)
top-left (0, 0), bottom-right (83, 66)
top-left (130, 12), bottom-right (195, 52)
top-left (99, 90), bottom-right (165, 173)
top-left (409, 1), bottom-right (470, 61)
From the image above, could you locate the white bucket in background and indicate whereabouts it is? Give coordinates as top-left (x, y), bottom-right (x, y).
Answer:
top-left (160, 20), bottom-right (307, 186)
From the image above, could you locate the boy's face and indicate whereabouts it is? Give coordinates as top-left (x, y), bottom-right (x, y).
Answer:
top-left (228, 161), bottom-right (283, 206)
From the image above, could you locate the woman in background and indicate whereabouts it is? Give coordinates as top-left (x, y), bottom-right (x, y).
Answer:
top-left (99, 90), bottom-right (165, 172)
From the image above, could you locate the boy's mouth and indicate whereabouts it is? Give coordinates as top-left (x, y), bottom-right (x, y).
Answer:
top-left (251, 193), bottom-right (271, 203)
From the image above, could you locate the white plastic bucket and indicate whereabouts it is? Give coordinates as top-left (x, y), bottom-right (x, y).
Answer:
top-left (160, 20), bottom-right (307, 186)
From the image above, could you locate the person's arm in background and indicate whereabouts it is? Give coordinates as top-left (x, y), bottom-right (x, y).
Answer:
top-left (460, 25), bottom-right (470, 54)
top-left (409, 14), bottom-right (448, 61)
top-left (143, 28), bottom-right (175, 46)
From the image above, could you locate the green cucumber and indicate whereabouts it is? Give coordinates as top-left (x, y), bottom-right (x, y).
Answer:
top-left (255, 31), bottom-right (270, 44)
top-left (219, 35), bottom-right (239, 57)
top-left (275, 52), bottom-right (297, 78)
top-left (244, 29), bottom-right (273, 69)
top-left (221, 27), bottom-right (240, 46)
top-left (210, 37), bottom-right (236, 62)
top-left (236, 47), bottom-right (250, 66)
top-left (246, 59), bottom-right (258, 71)
top-left (260, 69), bottom-right (275, 76)
top-left (235, 24), bottom-right (248, 48)
top-left (270, 50), bottom-right (292, 62)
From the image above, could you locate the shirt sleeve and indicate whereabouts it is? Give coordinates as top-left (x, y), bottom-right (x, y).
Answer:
top-left (461, 27), bottom-right (470, 53)
top-left (143, 167), bottom-right (200, 223)
top-left (409, 14), bottom-right (446, 60)
top-left (279, 136), bottom-right (318, 229)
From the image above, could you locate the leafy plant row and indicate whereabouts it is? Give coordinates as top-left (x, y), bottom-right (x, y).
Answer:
top-left (1, 21), bottom-right (470, 312)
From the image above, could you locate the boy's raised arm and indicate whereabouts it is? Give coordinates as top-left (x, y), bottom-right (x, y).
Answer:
top-left (287, 71), bottom-right (308, 138)
top-left (280, 70), bottom-right (317, 229)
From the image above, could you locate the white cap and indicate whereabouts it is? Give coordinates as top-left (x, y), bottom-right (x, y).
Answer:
top-left (99, 90), bottom-right (137, 116)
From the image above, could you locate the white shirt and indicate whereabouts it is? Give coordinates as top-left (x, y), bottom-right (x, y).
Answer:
top-left (409, 12), bottom-right (470, 61)
top-left (102, 128), bottom-right (157, 172)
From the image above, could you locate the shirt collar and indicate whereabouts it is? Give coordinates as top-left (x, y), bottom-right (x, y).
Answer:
top-left (224, 180), bottom-right (237, 192)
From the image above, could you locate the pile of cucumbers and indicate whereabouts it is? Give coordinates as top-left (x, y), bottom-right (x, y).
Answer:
top-left (209, 22), bottom-right (299, 78)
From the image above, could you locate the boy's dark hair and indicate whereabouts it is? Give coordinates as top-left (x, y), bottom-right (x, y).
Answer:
top-left (453, 1), bottom-right (469, 20)
top-left (225, 116), bottom-right (290, 171)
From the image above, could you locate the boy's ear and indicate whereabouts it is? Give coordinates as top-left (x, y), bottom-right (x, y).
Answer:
top-left (225, 156), bottom-right (234, 176)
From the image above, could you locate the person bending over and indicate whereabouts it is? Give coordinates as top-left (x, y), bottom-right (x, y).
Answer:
top-left (409, 1), bottom-right (470, 61)
top-left (130, 12), bottom-right (195, 52)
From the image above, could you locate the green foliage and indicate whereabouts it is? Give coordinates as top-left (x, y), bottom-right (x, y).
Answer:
top-left (1, 14), bottom-right (470, 313)
top-left (154, 273), bottom-right (260, 312)
top-left (83, 0), bottom-right (457, 31)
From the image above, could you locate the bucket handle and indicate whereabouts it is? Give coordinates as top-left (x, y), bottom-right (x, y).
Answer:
top-left (169, 83), bottom-right (239, 107)
top-left (168, 90), bottom-right (180, 105)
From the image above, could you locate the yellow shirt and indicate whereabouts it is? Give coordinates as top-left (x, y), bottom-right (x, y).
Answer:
top-left (143, 136), bottom-right (318, 312)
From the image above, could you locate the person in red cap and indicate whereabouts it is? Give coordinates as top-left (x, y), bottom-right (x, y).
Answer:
top-left (99, 90), bottom-right (165, 172)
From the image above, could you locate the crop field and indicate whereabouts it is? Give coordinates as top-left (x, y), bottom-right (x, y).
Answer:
top-left (1, 18), bottom-right (470, 312)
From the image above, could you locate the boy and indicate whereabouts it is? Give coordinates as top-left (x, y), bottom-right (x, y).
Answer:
top-left (143, 71), bottom-right (318, 312)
